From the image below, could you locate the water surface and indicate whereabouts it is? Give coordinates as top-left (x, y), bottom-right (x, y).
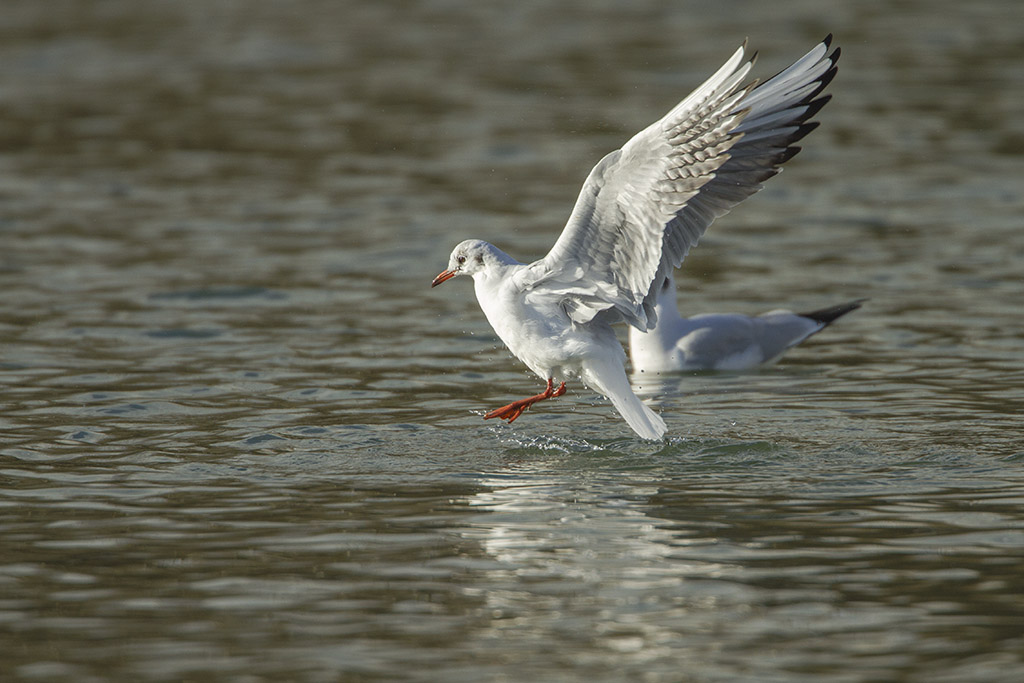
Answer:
top-left (2, 1), bottom-right (1023, 681)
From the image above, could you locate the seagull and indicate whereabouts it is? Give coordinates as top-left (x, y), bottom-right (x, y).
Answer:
top-left (630, 273), bottom-right (864, 373)
top-left (431, 36), bottom-right (840, 439)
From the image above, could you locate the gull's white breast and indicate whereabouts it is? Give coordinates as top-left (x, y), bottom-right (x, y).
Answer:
top-left (474, 271), bottom-right (613, 382)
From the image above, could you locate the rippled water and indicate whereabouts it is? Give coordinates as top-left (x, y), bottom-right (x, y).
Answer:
top-left (2, 1), bottom-right (1023, 681)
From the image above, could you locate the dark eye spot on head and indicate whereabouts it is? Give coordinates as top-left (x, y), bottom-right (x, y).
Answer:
top-left (456, 255), bottom-right (466, 265)
top-left (475, 255), bottom-right (484, 265)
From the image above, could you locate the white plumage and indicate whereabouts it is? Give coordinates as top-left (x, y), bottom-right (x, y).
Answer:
top-left (630, 274), bottom-right (864, 373)
top-left (432, 36), bottom-right (840, 439)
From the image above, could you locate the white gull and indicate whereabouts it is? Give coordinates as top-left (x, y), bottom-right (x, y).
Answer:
top-left (432, 36), bottom-right (840, 439)
top-left (630, 273), bottom-right (864, 373)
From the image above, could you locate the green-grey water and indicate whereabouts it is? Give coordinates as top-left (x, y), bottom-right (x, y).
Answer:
top-left (2, 1), bottom-right (1023, 681)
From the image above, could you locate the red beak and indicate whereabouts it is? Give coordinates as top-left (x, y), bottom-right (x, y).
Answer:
top-left (431, 269), bottom-right (457, 287)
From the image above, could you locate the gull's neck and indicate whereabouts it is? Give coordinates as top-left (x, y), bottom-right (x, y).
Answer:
top-left (628, 275), bottom-right (686, 372)
top-left (469, 245), bottom-right (526, 311)
top-left (468, 243), bottom-right (523, 286)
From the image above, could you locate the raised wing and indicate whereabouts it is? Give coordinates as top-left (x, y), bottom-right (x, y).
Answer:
top-left (522, 36), bottom-right (839, 331)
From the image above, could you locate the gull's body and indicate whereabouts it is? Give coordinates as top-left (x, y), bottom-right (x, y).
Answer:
top-left (630, 274), bottom-right (864, 373)
top-left (432, 37), bottom-right (840, 439)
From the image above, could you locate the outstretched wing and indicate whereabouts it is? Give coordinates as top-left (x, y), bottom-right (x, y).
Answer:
top-left (520, 36), bottom-right (839, 331)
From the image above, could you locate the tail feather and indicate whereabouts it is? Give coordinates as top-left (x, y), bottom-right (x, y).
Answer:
top-left (799, 298), bottom-right (866, 326)
top-left (608, 390), bottom-right (667, 441)
top-left (583, 360), bottom-right (667, 440)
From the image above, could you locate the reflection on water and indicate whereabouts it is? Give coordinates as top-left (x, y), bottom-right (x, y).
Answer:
top-left (2, 0), bottom-right (1023, 681)
top-left (462, 454), bottom-right (1024, 680)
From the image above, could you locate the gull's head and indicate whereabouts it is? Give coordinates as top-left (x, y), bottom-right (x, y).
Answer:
top-left (431, 239), bottom-right (509, 287)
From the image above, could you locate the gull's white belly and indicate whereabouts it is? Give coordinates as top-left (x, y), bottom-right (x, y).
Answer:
top-left (476, 282), bottom-right (611, 381)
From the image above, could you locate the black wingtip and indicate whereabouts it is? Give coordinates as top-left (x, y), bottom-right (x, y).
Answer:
top-left (817, 62), bottom-right (840, 92)
top-left (803, 95), bottom-right (832, 121)
top-left (775, 145), bottom-right (802, 165)
top-left (799, 298), bottom-right (867, 325)
top-left (786, 121), bottom-right (822, 146)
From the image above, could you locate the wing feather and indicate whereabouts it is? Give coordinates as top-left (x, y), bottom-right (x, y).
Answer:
top-left (522, 36), bottom-right (840, 330)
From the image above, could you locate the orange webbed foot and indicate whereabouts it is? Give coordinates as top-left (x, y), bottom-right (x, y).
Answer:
top-left (483, 378), bottom-right (567, 423)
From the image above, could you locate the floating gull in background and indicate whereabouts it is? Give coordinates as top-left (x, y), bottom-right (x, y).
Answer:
top-left (431, 36), bottom-right (840, 439)
top-left (630, 274), bottom-right (864, 373)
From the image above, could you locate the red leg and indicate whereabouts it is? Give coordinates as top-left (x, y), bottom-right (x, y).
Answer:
top-left (484, 378), bottom-right (567, 423)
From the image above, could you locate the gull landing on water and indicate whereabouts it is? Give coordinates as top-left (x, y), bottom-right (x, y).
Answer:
top-left (431, 36), bottom-right (840, 440)
top-left (630, 274), bottom-right (865, 373)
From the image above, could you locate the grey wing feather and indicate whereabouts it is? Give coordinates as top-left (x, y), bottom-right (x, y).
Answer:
top-left (526, 43), bottom-right (754, 327)
top-left (524, 36), bottom-right (839, 332)
top-left (665, 35), bottom-right (840, 258)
